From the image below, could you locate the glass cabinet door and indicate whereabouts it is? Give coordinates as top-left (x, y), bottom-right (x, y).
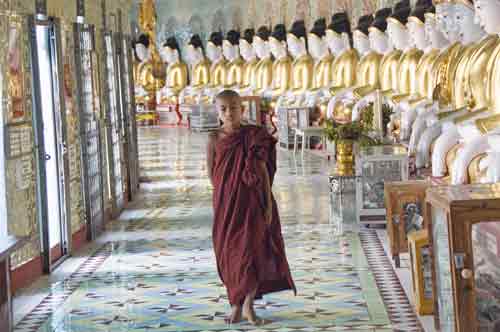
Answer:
top-left (74, 23), bottom-right (104, 240)
top-left (103, 32), bottom-right (124, 214)
top-left (432, 206), bottom-right (455, 332)
top-left (472, 222), bottom-right (500, 331)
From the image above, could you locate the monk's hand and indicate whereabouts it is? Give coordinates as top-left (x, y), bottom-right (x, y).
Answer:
top-left (265, 206), bottom-right (272, 226)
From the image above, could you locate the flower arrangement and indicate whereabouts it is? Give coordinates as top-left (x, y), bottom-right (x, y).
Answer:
top-left (324, 118), bottom-right (378, 147)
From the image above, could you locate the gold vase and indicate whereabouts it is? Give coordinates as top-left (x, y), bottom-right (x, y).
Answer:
top-left (335, 139), bottom-right (355, 176)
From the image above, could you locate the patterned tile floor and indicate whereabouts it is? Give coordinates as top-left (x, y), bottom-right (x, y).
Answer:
top-left (14, 127), bottom-right (425, 332)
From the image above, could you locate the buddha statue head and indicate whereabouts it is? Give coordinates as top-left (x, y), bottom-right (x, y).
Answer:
top-left (308, 18), bottom-right (329, 60)
top-left (161, 36), bottom-right (181, 64)
top-left (240, 28), bottom-right (256, 61)
top-left (206, 31), bottom-right (224, 63)
top-left (435, 0), bottom-right (460, 42)
top-left (270, 24), bottom-right (288, 59)
top-left (454, 0), bottom-right (486, 43)
top-left (223, 30), bottom-right (241, 62)
top-left (407, 0), bottom-right (433, 50)
top-left (369, 8), bottom-right (393, 54)
top-left (474, 0), bottom-right (500, 34)
top-left (424, 7), bottom-right (449, 48)
top-left (354, 14), bottom-right (375, 56)
top-left (186, 34), bottom-right (205, 65)
top-left (326, 12), bottom-right (353, 56)
top-left (135, 34), bottom-right (151, 62)
top-left (287, 20), bottom-right (308, 59)
top-left (253, 26), bottom-right (272, 59)
top-left (387, 0), bottom-right (411, 50)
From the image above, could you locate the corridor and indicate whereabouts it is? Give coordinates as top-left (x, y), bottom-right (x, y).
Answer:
top-left (13, 128), bottom-right (421, 332)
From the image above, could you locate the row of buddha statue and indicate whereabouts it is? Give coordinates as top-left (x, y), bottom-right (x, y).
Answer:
top-left (133, 0), bottom-right (500, 186)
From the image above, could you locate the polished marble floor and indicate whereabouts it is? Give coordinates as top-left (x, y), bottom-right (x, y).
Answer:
top-left (14, 127), bottom-right (426, 332)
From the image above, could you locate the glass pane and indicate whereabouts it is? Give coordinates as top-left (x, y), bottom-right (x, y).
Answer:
top-left (432, 206), bottom-right (454, 332)
top-left (36, 25), bottom-right (62, 249)
top-left (361, 160), bottom-right (402, 209)
top-left (472, 222), bottom-right (500, 331)
top-left (0, 68), bottom-right (7, 237)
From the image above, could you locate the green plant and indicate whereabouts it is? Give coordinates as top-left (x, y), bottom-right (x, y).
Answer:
top-left (324, 119), bottom-right (379, 147)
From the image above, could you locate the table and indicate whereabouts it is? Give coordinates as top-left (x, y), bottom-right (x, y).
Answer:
top-left (1, 236), bottom-right (26, 332)
top-left (294, 127), bottom-right (326, 154)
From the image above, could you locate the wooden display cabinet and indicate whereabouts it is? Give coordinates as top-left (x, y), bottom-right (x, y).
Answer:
top-left (384, 180), bottom-right (430, 267)
top-left (426, 184), bottom-right (500, 332)
top-left (408, 229), bottom-right (434, 315)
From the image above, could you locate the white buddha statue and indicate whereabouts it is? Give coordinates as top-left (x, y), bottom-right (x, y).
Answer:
top-left (266, 24), bottom-right (292, 99)
top-left (158, 36), bottom-right (188, 105)
top-left (203, 31), bottom-right (228, 102)
top-left (253, 26), bottom-right (274, 96)
top-left (238, 28), bottom-right (258, 95)
top-left (134, 35), bottom-right (152, 104)
top-left (179, 34), bottom-right (210, 104)
top-left (351, 8), bottom-right (394, 118)
top-left (415, 1), bottom-right (487, 170)
top-left (278, 20), bottom-right (314, 107)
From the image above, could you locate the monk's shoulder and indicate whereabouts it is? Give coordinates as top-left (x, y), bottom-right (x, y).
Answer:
top-left (208, 131), bottom-right (219, 146)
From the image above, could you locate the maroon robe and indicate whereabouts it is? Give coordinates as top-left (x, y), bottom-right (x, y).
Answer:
top-left (212, 125), bottom-right (296, 306)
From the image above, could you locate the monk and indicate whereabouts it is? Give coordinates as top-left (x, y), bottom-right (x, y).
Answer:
top-left (207, 90), bottom-right (296, 325)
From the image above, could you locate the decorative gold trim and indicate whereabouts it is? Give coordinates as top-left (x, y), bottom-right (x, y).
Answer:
top-left (475, 113), bottom-right (500, 134)
top-left (453, 107), bottom-right (488, 124)
top-left (408, 16), bottom-right (425, 26)
top-left (424, 12), bottom-right (436, 19)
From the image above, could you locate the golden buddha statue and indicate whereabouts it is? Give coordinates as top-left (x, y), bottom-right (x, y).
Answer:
top-left (239, 28), bottom-right (259, 91)
top-left (253, 26), bottom-right (274, 95)
top-left (159, 37), bottom-right (188, 104)
top-left (223, 30), bottom-right (245, 88)
top-left (352, 15), bottom-right (382, 97)
top-left (325, 12), bottom-right (359, 94)
top-left (307, 18), bottom-right (334, 91)
top-left (179, 34), bottom-right (210, 105)
top-left (286, 20), bottom-right (314, 97)
top-left (269, 24), bottom-right (292, 98)
top-left (207, 31), bottom-right (228, 88)
top-left (187, 35), bottom-right (211, 89)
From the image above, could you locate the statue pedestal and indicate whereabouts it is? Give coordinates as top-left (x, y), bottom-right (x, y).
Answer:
top-left (329, 174), bottom-right (358, 235)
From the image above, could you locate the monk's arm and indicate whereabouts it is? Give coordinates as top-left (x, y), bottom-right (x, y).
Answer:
top-left (258, 160), bottom-right (273, 211)
top-left (207, 133), bottom-right (216, 186)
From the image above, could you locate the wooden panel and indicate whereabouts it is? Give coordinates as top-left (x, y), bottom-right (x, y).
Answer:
top-left (0, 260), bottom-right (10, 332)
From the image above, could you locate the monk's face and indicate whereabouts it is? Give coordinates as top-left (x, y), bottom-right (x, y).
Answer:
top-left (216, 96), bottom-right (242, 128)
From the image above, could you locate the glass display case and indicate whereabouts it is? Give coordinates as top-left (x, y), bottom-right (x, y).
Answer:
top-left (102, 31), bottom-right (124, 215)
top-left (73, 23), bottom-right (104, 240)
top-left (240, 96), bottom-right (261, 126)
top-left (189, 104), bottom-right (220, 132)
top-left (384, 180), bottom-right (430, 267)
top-left (277, 106), bottom-right (311, 149)
top-left (426, 184), bottom-right (500, 332)
top-left (356, 145), bottom-right (408, 225)
top-left (408, 229), bottom-right (434, 315)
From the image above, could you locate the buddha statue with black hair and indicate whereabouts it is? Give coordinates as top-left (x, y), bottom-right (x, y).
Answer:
top-left (238, 28), bottom-right (259, 93)
top-left (207, 31), bottom-right (228, 88)
top-left (287, 20), bottom-right (314, 101)
top-left (158, 36), bottom-right (188, 105)
top-left (224, 30), bottom-right (245, 88)
top-left (326, 12), bottom-right (359, 98)
top-left (253, 26), bottom-right (274, 95)
top-left (268, 23), bottom-right (292, 98)
top-left (179, 34), bottom-right (210, 104)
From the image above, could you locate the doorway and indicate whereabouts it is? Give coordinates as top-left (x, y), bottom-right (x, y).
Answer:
top-left (30, 17), bottom-right (71, 271)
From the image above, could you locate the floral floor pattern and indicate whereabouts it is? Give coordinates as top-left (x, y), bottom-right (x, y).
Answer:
top-left (15, 127), bottom-right (421, 332)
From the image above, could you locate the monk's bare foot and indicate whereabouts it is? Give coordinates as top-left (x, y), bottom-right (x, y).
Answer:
top-left (242, 306), bottom-right (263, 326)
top-left (225, 305), bottom-right (242, 324)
